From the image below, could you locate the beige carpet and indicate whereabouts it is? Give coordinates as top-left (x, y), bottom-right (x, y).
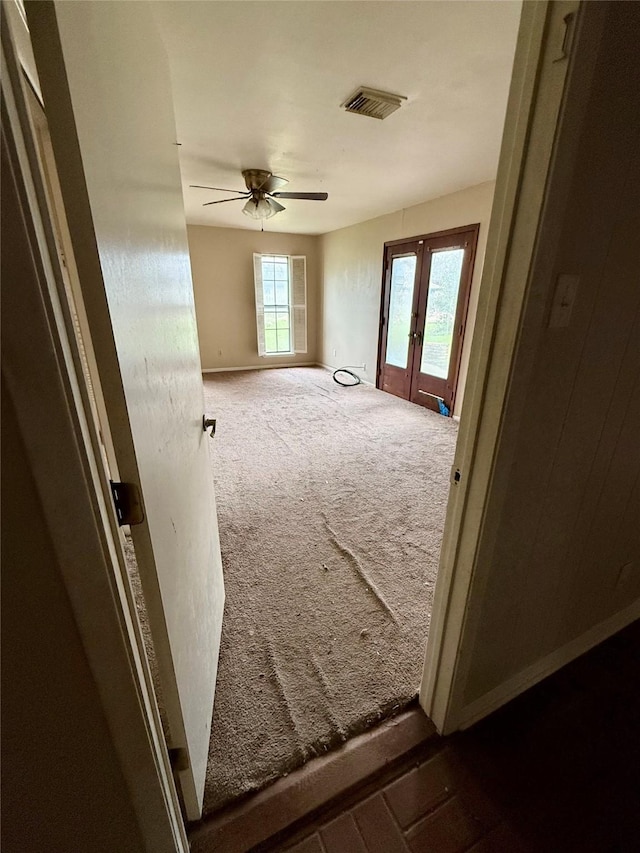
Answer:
top-left (201, 367), bottom-right (457, 815)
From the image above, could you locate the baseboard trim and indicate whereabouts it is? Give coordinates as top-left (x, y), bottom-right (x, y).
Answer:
top-left (189, 707), bottom-right (436, 853)
top-left (453, 599), bottom-right (640, 732)
top-left (202, 362), bottom-right (377, 386)
top-left (202, 362), bottom-right (313, 374)
top-left (316, 362), bottom-right (374, 386)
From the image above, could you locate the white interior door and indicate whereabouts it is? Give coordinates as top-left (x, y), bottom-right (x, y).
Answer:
top-left (27, 1), bottom-right (224, 819)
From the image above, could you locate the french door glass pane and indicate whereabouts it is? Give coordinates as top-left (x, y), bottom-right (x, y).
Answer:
top-left (420, 248), bottom-right (464, 379)
top-left (385, 254), bottom-right (417, 368)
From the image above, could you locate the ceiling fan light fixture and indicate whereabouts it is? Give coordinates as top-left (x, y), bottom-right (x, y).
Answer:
top-left (242, 196), bottom-right (276, 219)
top-left (193, 169), bottom-right (327, 221)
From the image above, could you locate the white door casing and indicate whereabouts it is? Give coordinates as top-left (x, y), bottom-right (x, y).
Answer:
top-left (27, 1), bottom-right (225, 819)
top-left (421, 0), bottom-right (639, 733)
top-left (421, 0), bottom-right (585, 733)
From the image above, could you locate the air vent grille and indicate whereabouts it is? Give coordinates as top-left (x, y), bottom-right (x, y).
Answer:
top-left (342, 87), bottom-right (407, 120)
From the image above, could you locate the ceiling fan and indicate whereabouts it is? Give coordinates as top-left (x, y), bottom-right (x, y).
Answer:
top-left (190, 169), bottom-right (328, 220)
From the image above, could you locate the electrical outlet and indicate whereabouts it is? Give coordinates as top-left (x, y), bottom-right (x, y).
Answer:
top-left (217, 349), bottom-right (223, 356)
top-left (362, 363), bottom-right (366, 372)
top-left (332, 348), bottom-right (337, 357)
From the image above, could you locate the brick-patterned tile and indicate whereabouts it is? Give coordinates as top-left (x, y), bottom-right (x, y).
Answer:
top-left (320, 813), bottom-right (367, 853)
top-left (467, 822), bottom-right (533, 853)
top-left (352, 792), bottom-right (410, 852)
top-left (260, 624), bottom-right (640, 853)
top-left (286, 834), bottom-right (326, 853)
top-left (384, 751), bottom-right (457, 829)
top-left (405, 796), bottom-right (484, 853)
top-left (443, 752), bottom-right (503, 830)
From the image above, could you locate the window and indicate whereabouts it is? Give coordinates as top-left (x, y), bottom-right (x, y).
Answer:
top-left (261, 255), bottom-right (291, 353)
top-left (254, 254), bottom-right (307, 356)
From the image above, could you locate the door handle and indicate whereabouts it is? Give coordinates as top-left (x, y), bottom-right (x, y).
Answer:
top-left (408, 331), bottom-right (423, 344)
top-left (203, 416), bottom-right (216, 438)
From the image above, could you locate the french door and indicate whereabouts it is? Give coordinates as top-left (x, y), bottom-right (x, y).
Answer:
top-left (377, 225), bottom-right (479, 414)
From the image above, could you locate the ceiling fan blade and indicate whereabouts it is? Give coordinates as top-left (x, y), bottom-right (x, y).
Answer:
top-left (190, 185), bottom-right (248, 194)
top-left (259, 174), bottom-right (289, 194)
top-left (202, 197), bottom-right (246, 206)
top-left (271, 192), bottom-right (328, 201)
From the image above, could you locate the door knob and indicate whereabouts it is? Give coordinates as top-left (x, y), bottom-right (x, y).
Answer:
top-left (203, 416), bottom-right (216, 438)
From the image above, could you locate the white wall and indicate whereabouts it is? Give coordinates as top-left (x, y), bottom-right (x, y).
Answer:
top-left (188, 225), bottom-right (320, 371)
top-left (320, 181), bottom-right (495, 414)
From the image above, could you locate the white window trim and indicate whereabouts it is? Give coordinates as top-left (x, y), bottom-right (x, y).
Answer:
top-left (254, 253), bottom-right (307, 357)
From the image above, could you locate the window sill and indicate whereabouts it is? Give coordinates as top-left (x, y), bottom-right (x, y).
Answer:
top-left (262, 352), bottom-right (296, 358)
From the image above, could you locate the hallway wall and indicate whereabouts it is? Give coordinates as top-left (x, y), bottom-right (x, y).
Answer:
top-left (1, 383), bottom-right (144, 853)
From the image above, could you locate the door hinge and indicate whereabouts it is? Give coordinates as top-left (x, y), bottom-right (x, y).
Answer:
top-left (110, 480), bottom-right (144, 526)
top-left (168, 747), bottom-right (189, 774)
top-left (553, 11), bottom-right (576, 63)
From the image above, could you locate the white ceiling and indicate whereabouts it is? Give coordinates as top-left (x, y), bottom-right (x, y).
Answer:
top-left (154, 1), bottom-right (522, 235)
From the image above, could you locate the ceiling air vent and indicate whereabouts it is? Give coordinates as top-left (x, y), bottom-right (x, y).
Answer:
top-left (341, 87), bottom-right (407, 120)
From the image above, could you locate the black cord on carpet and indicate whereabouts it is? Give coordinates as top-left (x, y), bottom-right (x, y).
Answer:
top-left (333, 367), bottom-right (361, 387)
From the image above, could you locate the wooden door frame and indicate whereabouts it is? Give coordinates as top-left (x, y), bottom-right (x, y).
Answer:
top-left (410, 224), bottom-right (479, 414)
top-left (376, 224), bottom-right (479, 413)
top-left (2, 13), bottom-right (187, 851)
top-left (420, 0), bottom-right (605, 733)
top-left (376, 240), bottom-right (423, 399)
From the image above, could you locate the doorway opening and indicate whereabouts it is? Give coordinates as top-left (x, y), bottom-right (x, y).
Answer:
top-left (14, 0), bottom-right (526, 832)
top-left (198, 226), bottom-right (481, 815)
top-left (201, 364), bottom-right (458, 812)
top-left (377, 225), bottom-right (479, 415)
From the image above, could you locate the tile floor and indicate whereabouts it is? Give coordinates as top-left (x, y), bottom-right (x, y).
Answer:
top-left (261, 620), bottom-right (640, 852)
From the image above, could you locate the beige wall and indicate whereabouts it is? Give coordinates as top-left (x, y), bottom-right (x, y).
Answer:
top-left (319, 181), bottom-right (495, 415)
top-left (188, 225), bottom-right (320, 370)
